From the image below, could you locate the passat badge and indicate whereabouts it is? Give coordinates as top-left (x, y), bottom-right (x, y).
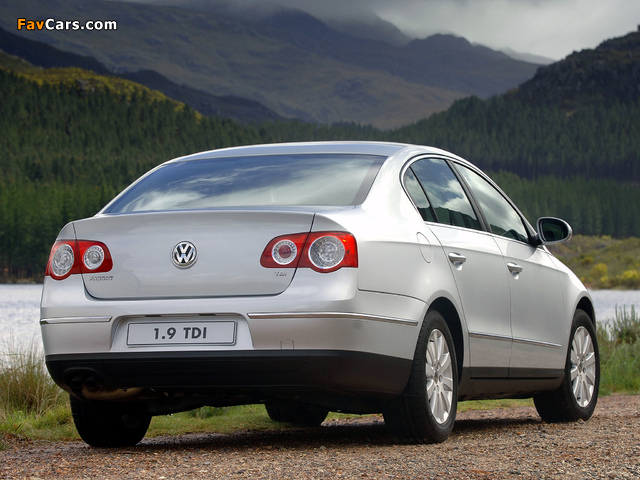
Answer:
top-left (172, 241), bottom-right (197, 268)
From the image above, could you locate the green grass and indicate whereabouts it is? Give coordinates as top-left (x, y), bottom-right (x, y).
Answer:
top-left (597, 305), bottom-right (640, 394)
top-left (1, 305), bottom-right (638, 447)
top-left (148, 405), bottom-right (280, 437)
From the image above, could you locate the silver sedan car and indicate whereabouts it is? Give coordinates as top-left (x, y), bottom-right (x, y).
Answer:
top-left (41, 141), bottom-right (599, 446)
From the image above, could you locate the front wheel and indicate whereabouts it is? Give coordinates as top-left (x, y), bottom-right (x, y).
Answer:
top-left (70, 395), bottom-right (151, 448)
top-left (534, 309), bottom-right (600, 422)
top-left (383, 309), bottom-right (458, 443)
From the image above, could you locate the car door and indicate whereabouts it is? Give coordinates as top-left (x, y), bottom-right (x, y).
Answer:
top-left (405, 158), bottom-right (512, 377)
top-left (455, 164), bottom-right (567, 377)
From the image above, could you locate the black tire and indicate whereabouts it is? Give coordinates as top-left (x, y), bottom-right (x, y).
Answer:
top-left (265, 401), bottom-right (328, 427)
top-left (383, 309), bottom-right (458, 444)
top-left (70, 395), bottom-right (151, 448)
top-left (534, 309), bottom-right (600, 423)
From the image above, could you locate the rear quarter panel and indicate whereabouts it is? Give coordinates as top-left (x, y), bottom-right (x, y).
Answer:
top-left (315, 153), bottom-right (462, 321)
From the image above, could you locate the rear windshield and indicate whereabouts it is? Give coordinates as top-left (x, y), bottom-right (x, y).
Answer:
top-left (103, 154), bottom-right (386, 213)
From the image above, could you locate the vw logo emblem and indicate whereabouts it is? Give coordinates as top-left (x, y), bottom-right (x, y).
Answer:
top-left (172, 241), bottom-right (197, 268)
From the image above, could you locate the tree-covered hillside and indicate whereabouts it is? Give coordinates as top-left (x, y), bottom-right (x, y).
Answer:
top-left (1, 32), bottom-right (640, 280)
top-left (391, 96), bottom-right (640, 181)
top-left (0, 67), bottom-right (262, 278)
top-left (514, 29), bottom-right (640, 110)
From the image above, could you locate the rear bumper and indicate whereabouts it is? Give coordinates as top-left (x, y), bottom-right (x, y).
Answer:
top-left (45, 349), bottom-right (412, 410)
top-left (41, 274), bottom-right (427, 412)
top-left (40, 273), bottom-right (426, 357)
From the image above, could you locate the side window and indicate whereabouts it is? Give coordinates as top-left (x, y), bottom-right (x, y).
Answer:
top-left (410, 158), bottom-right (481, 230)
top-left (456, 164), bottom-right (530, 243)
top-left (403, 168), bottom-right (437, 222)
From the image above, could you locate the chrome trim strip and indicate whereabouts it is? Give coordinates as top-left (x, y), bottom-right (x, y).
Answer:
top-left (513, 336), bottom-right (562, 349)
top-left (40, 316), bottom-right (112, 325)
top-left (470, 331), bottom-right (561, 349)
top-left (469, 331), bottom-right (511, 342)
top-left (247, 312), bottom-right (419, 326)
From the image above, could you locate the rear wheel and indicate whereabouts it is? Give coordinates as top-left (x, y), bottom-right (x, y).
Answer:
top-left (70, 395), bottom-right (151, 448)
top-left (383, 309), bottom-right (458, 443)
top-left (534, 309), bottom-right (600, 422)
top-left (265, 401), bottom-right (328, 427)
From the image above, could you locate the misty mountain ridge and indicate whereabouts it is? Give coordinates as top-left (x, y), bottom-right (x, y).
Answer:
top-left (0, 0), bottom-right (539, 128)
top-left (497, 48), bottom-right (555, 65)
top-left (115, 0), bottom-right (415, 47)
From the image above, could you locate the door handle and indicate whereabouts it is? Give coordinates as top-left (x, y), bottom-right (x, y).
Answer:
top-left (507, 262), bottom-right (523, 274)
top-left (448, 252), bottom-right (467, 265)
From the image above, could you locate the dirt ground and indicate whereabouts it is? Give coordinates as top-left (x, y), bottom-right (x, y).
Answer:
top-left (1, 395), bottom-right (639, 479)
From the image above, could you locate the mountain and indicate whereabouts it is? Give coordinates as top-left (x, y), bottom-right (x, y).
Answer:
top-left (512, 28), bottom-right (640, 109)
top-left (325, 15), bottom-right (412, 47)
top-left (0, 0), bottom-right (540, 128)
top-left (0, 24), bottom-right (110, 74)
top-left (119, 69), bottom-right (282, 123)
top-left (0, 26), bottom-right (281, 123)
top-left (500, 48), bottom-right (555, 65)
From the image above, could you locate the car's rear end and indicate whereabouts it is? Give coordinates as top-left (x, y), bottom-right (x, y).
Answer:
top-left (40, 143), bottom-right (426, 424)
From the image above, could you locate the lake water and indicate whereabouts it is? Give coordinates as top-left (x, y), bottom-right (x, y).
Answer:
top-left (1, 284), bottom-right (639, 347)
top-left (0, 284), bottom-right (43, 348)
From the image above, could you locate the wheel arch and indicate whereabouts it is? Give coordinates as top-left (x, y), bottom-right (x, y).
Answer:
top-left (428, 297), bottom-right (464, 381)
top-left (576, 296), bottom-right (596, 325)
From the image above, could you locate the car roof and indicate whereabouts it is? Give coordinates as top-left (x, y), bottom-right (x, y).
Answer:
top-left (166, 141), bottom-right (458, 164)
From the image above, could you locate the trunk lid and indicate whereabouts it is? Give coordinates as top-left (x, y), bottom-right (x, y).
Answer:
top-left (72, 210), bottom-right (316, 299)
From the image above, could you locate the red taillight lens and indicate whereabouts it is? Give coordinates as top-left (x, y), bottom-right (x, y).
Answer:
top-left (78, 240), bottom-right (113, 273)
top-left (46, 240), bottom-right (113, 280)
top-left (260, 233), bottom-right (309, 269)
top-left (46, 242), bottom-right (77, 280)
top-left (261, 232), bottom-right (357, 273)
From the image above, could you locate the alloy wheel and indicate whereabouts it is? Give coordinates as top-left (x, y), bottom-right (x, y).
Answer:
top-left (570, 326), bottom-right (597, 408)
top-left (425, 329), bottom-right (455, 424)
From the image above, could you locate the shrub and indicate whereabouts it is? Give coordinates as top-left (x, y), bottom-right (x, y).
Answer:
top-left (617, 269), bottom-right (640, 288)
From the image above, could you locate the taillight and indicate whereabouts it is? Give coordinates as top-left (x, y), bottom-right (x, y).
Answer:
top-left (261, 232), bottom-right (357, 273)
top-left (261, 233), bottom-right (308, 269)
top-left (46, 240), bottom-right (113, 280)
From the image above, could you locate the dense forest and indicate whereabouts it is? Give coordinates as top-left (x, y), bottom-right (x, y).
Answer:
top-left (1, 63), bottom-right (639, 279)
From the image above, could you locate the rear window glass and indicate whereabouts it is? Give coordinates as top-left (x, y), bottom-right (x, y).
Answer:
top-left (103, 154), bottom-right (385, 213)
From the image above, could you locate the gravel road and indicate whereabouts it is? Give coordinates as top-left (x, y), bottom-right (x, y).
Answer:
top-left (2, 395), bottom-right (639, 479)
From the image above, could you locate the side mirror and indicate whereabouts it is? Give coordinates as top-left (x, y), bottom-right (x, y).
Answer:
top-left (536, 217), bottom-right (572, 245)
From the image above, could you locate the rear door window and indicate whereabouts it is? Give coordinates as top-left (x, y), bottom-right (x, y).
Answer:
top-left (456, 164), bottom-right (530, 243)
top-left (406, 158), bottom-right (481, 231)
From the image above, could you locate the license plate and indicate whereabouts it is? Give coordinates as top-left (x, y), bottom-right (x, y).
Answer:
top-left (126, 321), bottom-right (236, 346)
